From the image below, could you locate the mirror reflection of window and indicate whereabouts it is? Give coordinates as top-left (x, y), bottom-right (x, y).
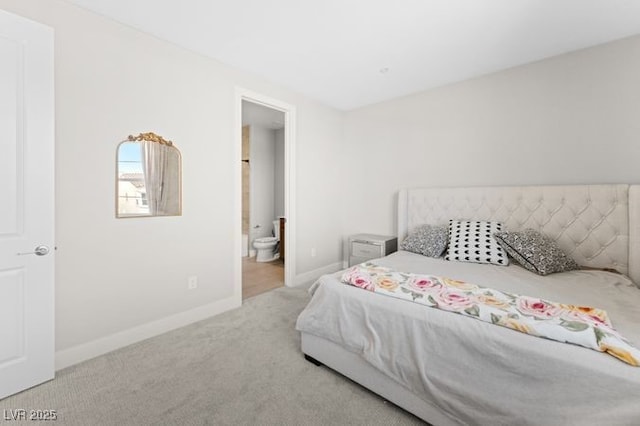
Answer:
top-left (117, 142), bottom-right (148, 216)
top-left (116, 133), bottom-right (182, 218)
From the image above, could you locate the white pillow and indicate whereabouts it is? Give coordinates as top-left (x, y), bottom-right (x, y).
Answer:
top-left (445, 220), bottom-right (509, 266)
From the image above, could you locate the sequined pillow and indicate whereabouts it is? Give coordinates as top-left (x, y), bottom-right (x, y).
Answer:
top-left (400, 224), bottom-right (449, 258)
top-left (445, 220), bottom-right (508, 266)
top-left (493, 228), bottom-right (579, 275)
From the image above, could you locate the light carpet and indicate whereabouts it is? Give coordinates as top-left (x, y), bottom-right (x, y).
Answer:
top-left (0, 285), bottom-right (423, 425)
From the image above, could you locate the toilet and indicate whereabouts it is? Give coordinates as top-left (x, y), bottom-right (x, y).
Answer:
top-left (253, 220), bottom-right (280, 262)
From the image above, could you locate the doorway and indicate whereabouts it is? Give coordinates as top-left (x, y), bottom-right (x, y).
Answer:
top-left (235, 89), bottom-right (296, 302)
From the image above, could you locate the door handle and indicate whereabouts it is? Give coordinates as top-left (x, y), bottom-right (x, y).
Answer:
top-left (17, 245), bottom-right (50, 256)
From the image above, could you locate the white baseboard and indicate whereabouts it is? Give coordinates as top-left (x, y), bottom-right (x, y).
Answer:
top-left (55, 295), bottom-right (240, 370)
top-left (56, 262), bottom-right (344, 369)
top-left (292, 261), bottom-right (343, 287)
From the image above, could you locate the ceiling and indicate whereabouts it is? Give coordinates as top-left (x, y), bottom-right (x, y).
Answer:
top-left (65, 0), bottom-right (640, 110)
top-left (242, 101), bottom-right (285, 130)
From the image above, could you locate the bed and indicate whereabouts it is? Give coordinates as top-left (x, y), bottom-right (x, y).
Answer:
top-left (296, 184), bottom-right (640, 425)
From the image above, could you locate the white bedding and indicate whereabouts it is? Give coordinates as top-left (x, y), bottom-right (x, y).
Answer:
top-left (295, 251), bottom-right (640, 425)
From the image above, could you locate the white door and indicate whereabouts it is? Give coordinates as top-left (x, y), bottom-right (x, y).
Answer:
top-left (0, 10), bottom-right (55, 399)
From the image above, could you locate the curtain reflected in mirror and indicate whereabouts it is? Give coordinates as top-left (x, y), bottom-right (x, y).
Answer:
top-left (116, 132), bottom-right (182, 218)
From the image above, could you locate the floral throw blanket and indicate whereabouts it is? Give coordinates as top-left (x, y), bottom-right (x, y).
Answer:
top-left (341, 262), bottom-right (640, 366)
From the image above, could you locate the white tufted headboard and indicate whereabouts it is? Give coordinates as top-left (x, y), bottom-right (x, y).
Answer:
top-left (397, 184), bottom-right (640, 286)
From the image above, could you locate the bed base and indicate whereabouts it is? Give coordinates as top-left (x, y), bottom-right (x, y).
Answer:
top-left (303, 354), bottom-right (323, 366)
top-left (301, 332), bottom-right (460, 426)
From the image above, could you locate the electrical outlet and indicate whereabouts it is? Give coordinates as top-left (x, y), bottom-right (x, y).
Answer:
top-left (188, 276), bottom-right (198, 290)
top-left (311, 248), bottom-right (316, 257)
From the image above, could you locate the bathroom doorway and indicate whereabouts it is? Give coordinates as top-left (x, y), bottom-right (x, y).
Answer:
top-left (236, 90), bottom-right (296, 301)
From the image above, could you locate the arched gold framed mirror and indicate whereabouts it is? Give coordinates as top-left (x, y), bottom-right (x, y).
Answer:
top-left (116, 132), bottom-right (182, 218)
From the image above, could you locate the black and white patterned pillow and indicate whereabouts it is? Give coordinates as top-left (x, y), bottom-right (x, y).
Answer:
top-left (493, 228), bottom-right (579, 275)
top-left (445, 220), bottom-right (508, 266)
top-left (400, 224), bottom-right (448, 258)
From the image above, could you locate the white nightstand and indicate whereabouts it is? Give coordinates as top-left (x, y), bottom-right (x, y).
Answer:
top-left (348, 234), bottom-right (398, 267)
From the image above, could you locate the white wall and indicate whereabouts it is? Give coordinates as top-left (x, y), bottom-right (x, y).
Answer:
top-left (0, 0), bottom-right (345, 367)
top-left (249, 125), bottom-right (276, 240)
top-left (274, 128), bottom-right (285, 218)
top-left (343, 34), bottom-right (640, 238)
top-left (295, 105), bottom-right (345, 274)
